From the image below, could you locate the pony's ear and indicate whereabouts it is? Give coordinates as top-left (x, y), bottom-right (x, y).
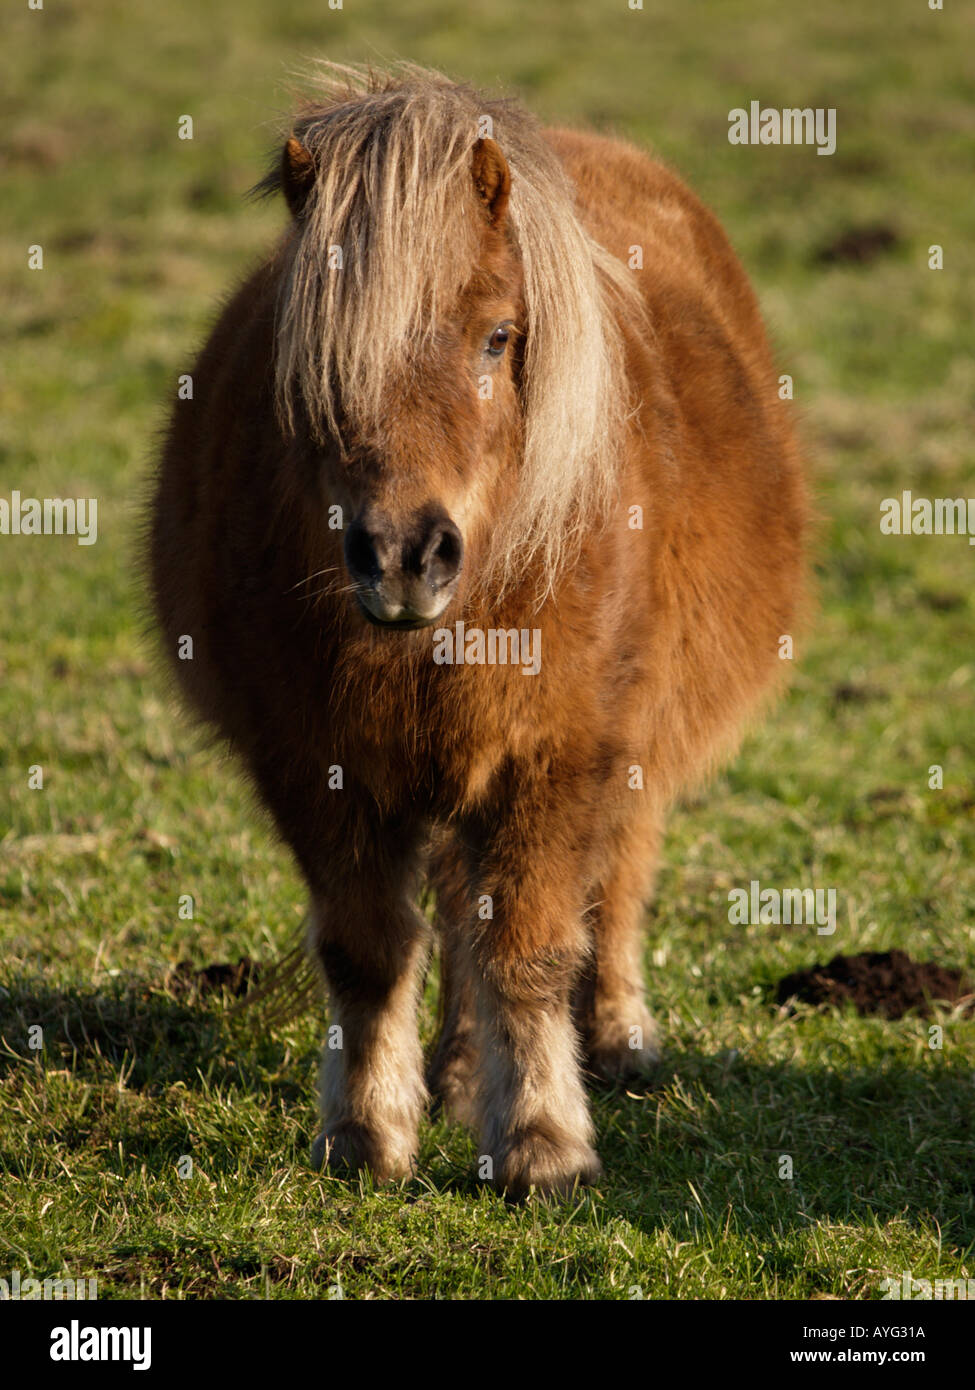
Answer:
top-left (471, 137), bottom-right (511, 228)
top-left (281, 135), bottom-right (317, 219)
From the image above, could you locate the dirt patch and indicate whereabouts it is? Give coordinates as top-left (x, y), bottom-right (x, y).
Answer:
top-left (832, 681), bottom-right (887, 705)
top-left (776, 950), bottom-right (974, 1020)
top-left (813, 224), bottom-right (900, 266)
top-left (165, 957), bottom-right (263, 999)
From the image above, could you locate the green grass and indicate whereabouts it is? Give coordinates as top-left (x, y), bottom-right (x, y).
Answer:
top-left (1, 0), bottom-right (973, 1299)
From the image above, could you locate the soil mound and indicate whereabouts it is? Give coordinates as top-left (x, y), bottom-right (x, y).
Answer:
top-left (776, 950), bottom-right (974, 1020)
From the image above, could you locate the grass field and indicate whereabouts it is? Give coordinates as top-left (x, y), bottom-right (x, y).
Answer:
top-left (2, 0), bottom-right (973, 1299)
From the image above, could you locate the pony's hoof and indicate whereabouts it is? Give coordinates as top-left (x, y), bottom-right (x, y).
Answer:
top-left (492, 1129), bottom-right (602, 1201)
top-left (311, 1124), bottom-right (415, 1183)
top-left (427, 1037), bottom-right (479, 1128)
top-left (583, 1008), bottom-right (662, 1084)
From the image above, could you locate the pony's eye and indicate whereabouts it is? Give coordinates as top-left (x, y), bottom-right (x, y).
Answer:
top-left (486, 323), bottom-right (512, 357)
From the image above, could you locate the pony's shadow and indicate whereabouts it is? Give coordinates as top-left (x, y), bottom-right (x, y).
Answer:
top-left (575, 1045), bottom-right (975, 1247)
top-left (0, 975), bottom-right (317, 1166)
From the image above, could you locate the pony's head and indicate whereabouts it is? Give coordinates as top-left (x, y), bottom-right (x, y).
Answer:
top-left (259, 64), bottom-right (636, 622)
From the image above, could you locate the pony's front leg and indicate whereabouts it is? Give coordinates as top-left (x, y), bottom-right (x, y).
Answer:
top-left (308, 866), bottom-right (430, 1183)
top-left (468, 811), bottom-right (601, 1199)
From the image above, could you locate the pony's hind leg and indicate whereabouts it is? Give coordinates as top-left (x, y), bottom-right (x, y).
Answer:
top-left (426, 840), bottom-right (479, 1127)
top-left (572, 808), bottom-right (662, 1082)
top-left (308, 857), bottom-right (430, 1182)
top-left (427, 937), bottom-right (480, 1128)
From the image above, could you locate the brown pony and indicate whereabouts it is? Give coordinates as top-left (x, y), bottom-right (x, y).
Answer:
top-left (149, 63), bottom-right (807, 1197)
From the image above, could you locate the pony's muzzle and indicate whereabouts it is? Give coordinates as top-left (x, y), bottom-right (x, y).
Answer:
top-left (344, 507), bottom-right (463, 628)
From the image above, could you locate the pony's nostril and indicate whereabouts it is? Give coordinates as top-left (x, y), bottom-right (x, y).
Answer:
top-left (422, 520), bottom-right (463, 587)
top-left (435, 527), bottom-right (461, 568)
top-left (344, 520), bottom-right (382, 582)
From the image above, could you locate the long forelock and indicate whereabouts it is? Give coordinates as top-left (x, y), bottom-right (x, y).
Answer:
top-left (267, 63), bottom-right (641, 597)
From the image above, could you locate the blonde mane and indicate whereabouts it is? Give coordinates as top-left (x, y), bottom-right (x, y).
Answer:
top-left (262, 62), bottom-right (641, 595)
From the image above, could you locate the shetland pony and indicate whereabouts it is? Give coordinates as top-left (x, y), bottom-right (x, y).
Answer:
top-left (149, 64), bottom-right (807, 1197)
